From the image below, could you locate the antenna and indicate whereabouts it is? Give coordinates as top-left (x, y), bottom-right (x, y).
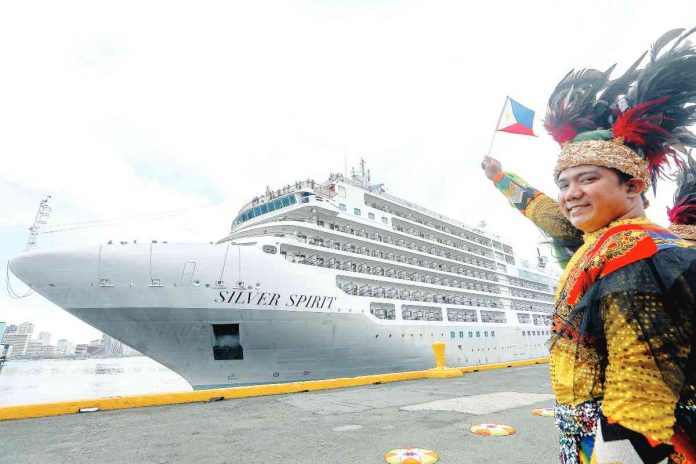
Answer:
top-left (536, 247), bottom-right (548, 269)
top-left (360, 158), bottom-right (368, 188)
top-left (25, 196), bottom-right (52, 251)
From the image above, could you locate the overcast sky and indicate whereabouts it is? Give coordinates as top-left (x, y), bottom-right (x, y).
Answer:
top-left (1, 1), bottom-right (694, 344)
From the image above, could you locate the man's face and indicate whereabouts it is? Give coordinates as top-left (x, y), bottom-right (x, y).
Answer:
top-left (556, 165), bottom-right (633, 232)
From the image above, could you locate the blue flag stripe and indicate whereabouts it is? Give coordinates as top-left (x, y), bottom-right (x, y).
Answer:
top-left (510, 99), bottom-right (535, 129)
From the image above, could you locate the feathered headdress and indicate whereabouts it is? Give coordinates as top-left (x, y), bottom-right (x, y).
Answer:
top-left (544, 27), bottom-right (696, 192)
top-left (668, 152), bottom-right (696, 240)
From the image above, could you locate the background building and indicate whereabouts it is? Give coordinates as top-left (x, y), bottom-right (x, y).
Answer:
top-left (24, 341), bottom-right (43, 357)
top-left (36, 331), bottom-right (51, 346)
top-left (1, 333), bottom-right (29, 357)
top-left (102, 334), bottom-right (126, 355)
top-left (74, 344), bottom-right (89, 356)
top-left (62, 341), bottom-right (76, 356)
top-left (56, 339), bottom-right (76, 356)
top-left (17, 322), bottom-right (35, 335)
top-left (40, 345), bottom-right (56, 357)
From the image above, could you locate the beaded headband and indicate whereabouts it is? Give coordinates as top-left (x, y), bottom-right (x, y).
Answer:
top-left (553, 139), bottom-right (650, 192)
top-left (668, 224), bottom-right (696, 241)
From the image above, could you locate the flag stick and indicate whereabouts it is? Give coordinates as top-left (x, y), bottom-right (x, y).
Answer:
top-left (487, 96), bottom-right (509, 155)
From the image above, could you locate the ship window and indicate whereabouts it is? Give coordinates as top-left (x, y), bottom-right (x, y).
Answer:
top-left (468, 331), bottom-right (473, 337)
top-left (491, 331), bottom-right (495, 337)
top-left (339, 203), bottom-right (346, 211)
top-left (446, 308), bottom-right (477, 322)
top-left (382, 217), bottom-right (388, 224)
top-left (459, 331), bottom-right (464, 338)
top-left (450, 331), bottom-right (455, 339)
top-left (281, 197), bottom-right (290, 207)
top-left (517, 313), bottom-right (531, 324)
top-left (476, 331), bottom-right (480, 338)
top-left (212, 324), bottom-right (243, 360)
top-left (368, 212), bottom-right (375, 220)
top-left (402, 305), bottom-right (442, 321)
top-left (259, 204), bottom-right (268, 214)
top-left (484, 331), bottom-right (488, 337)
top-left (522, 330), bottom-right (526, 336)
top-left (268, 201), bottom-right (277, 212)
top-left (370, 303), bottom-right (395, 320)
top-left (480, 310), bottom-right (507, 323)
top-left (354, 208), bottom-right (361, 216)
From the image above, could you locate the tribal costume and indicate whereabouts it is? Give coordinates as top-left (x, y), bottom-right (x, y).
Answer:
top-left (489, 28), bottom-right (696, 463)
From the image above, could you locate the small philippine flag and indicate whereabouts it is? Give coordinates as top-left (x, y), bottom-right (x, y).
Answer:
top-left (496, 97), bottom-right (536, 136)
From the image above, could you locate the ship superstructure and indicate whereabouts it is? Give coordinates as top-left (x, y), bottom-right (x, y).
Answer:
top-left (10, 162), bottom-right (557, 389)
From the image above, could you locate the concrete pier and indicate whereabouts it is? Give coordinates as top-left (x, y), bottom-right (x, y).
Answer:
top-left (0, 364), bottom-right (557, 464)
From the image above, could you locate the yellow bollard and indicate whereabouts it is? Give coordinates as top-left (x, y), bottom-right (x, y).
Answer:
top-left (424, 342), bottom-right (463, 378)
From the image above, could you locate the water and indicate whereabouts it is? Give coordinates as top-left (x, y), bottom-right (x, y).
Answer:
top-left (0, 357), bottom-right (191, 406)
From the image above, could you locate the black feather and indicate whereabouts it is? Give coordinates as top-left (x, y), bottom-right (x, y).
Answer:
top-left (672, 152), bottom-right (696, 210)
top-left (545, 66), bottom-right (615, 139)
top-left (650, 28), bottom-right (685, 63)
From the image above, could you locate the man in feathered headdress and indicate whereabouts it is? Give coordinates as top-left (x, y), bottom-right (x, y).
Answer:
top-left (483, 28), bottom-right (696, 463)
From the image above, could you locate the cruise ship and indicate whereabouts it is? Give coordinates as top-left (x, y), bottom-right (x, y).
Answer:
top-left (9, 162), bottom-right (557, 389)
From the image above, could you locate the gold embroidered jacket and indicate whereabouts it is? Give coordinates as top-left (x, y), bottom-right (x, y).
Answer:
top-left (493, 172), bottom-right (696, 446)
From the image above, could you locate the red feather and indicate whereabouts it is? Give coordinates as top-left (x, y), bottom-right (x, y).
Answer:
top-left (612, 96), bottom-right (671, 149)
top-left (667, 196), bottom-right (696, 224)
top-left (544, 122), bottom-right (578, 145)
top-left (612, 96), bottom-right (683, 182)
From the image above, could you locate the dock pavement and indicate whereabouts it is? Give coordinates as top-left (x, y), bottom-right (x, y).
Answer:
top-left (0, 363), bottom-right (558, 464)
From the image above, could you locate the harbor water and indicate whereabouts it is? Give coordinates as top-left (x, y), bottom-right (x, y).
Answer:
top-left (0, 357), bottom-right (191, 406)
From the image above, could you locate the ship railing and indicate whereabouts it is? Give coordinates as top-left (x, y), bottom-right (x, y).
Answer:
top-left (280, 224), bottom-right (502, 280)
top-left (332, 273), bottom-right (504, 307)
top-left (389, 216), bottom-right (496, 260)
top-left (368, 193), bottom-right (491, 242)
top-left (238, 180), bottom-right (336, 212)
top-left (288, 232), bottom-right (503, 288)
top-left (365, 197), bottom-right (496, 248)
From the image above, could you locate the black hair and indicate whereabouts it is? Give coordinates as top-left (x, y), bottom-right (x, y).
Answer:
top-left (611, 168), bottom-right (647, 204)
top-left (612, 168), bottom-right (633, 183)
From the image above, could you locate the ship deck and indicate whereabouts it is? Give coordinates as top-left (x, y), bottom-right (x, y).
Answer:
top-left (0, 363), bottom-right (558, 464)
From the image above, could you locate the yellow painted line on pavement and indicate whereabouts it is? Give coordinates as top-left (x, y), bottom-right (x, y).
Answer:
top-left (0, 357), bottom-right (549, 421)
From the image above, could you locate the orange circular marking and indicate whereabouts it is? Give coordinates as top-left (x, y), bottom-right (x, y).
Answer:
top-left (531, 407), bottom-right (554, 417)
top-left (384, 447), bottom-right (439, 463)
top-left (470, 423), bottom-right (515, 436)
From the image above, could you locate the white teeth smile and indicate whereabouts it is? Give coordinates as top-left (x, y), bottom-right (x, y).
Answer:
top-left (568, 205), bottom-right (588, 213)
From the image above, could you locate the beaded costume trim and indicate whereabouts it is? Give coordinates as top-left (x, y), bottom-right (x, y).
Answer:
top-left (553, 140), bottom-right (650, 192)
